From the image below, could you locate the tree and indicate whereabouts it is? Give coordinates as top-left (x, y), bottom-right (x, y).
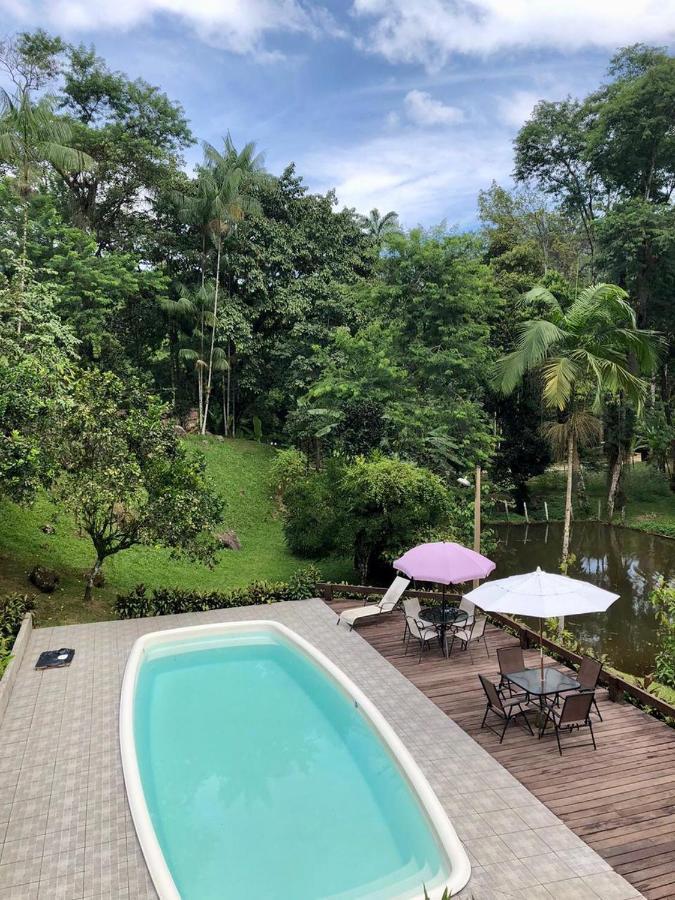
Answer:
top-left (54, 43), bottom-right (193, 251)
top-left (0, 266), bottom-right (77, 502)
top-left (494, 283), bottom-right (658, 570)
top-left (358, 207), bottom-right (400, 241)
top-left (0, 88), bottom-right (93, 305)
top-left (52, 370), bottom-right (224, 600)
top-left (283, 456), bottom-right (454, 581)
top-left (190, 137), bottom-right (264, 433)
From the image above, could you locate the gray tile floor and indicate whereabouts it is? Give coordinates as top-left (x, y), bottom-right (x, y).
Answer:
top-left (0, 599), bottom-right (642, 900)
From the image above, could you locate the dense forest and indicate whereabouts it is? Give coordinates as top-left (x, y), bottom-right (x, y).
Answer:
top-left (1, 32), bottom-right (673, 588)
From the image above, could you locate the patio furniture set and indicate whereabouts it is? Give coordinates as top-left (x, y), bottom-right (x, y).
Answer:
top-left (480, 647), bottom-right (603, 755)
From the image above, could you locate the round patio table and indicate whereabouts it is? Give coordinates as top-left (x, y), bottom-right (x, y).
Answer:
top-left (420, 606), bottom-right (468, 656)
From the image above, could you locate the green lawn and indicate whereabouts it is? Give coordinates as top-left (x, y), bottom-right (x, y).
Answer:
top-left (487, 462), bottom-right (675, 536)
top-left (0, 437), bottom-right (353, 627)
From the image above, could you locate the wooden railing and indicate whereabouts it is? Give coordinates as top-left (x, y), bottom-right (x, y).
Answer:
top-left (316, 581), bottom-right (675, 721)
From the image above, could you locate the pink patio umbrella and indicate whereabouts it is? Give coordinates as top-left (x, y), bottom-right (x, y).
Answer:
top-left (393, 541), bottom-right (496, 614)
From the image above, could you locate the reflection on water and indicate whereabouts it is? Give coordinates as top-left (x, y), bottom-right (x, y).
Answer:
top-left (492, 522), bottom-right (675, 677)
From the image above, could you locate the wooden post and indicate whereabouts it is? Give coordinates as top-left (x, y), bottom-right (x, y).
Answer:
top-left (473, 465), bottom-right (481, 589)
top-left (473, 465), bottom-right (481, 553)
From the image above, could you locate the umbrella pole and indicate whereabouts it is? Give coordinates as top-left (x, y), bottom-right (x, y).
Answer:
top-left (540, 617), bottom-right (544, 685)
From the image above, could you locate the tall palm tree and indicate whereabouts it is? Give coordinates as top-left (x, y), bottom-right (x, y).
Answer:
top-left (494, 283), bottom-right (658, 573)
top-left (0, 89), bottom-right (94, 307)
top-left (359, 208), bottom-right (400, 241)
top-left (193, 136), bottom-right (264, 433)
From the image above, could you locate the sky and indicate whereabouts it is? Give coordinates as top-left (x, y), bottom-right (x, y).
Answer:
top-left (1, 1), bottom-right (674, 227)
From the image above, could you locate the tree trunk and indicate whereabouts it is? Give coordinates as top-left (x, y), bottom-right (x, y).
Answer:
top-left (561, 431), bottom-right (575, 574)
top-left (201, 236), bottom-right (221, 434)
top-left (197, 234), bottom-right (207, 430)
top-left (226, 375), bottom-right (227, 437)
top-left (607, 454), bottom-right (623, 521)
top-left (225, 339), bottom-right (232, 437)
top-left (84, 556), bottom-right (103, 602)
top-left (17, 200), bottom-right (29, 334)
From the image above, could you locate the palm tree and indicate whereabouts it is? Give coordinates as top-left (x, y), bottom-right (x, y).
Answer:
top-left (0, 89), bottom-right (94, 309)
top-left (193, 136), bottom-right (264, 433)
top-left (494, 283), bottom-right (658, 573)
top-left (359, 208), bottom-right (400, 241)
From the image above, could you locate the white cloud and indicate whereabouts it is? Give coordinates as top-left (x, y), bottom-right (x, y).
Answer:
top-left (403, 89), bottom-right (464, 126)
top-left (0, 0), bottom-right (325, 57)
top-left (302, 126), bottom-right (513, 227)
top-left (497, 90), bottom-right (540, 129)
top-left (352, 0), bottom-right (675, 69)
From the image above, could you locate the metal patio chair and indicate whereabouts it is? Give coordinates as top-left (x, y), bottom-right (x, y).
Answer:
top-left (404, 615), bottom-right (441, 663)
top-left (478, 674), bottom-right (534, 743)
top-left (539, 691), bottom-right (597, 756)
top-left (496, 645), bottom-right (527, 697)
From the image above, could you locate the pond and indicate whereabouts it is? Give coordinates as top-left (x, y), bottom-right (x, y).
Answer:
top-left (491, 521), bottom-right (675, 678)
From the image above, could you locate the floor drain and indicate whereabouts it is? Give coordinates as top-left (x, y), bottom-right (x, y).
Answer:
top-left (35, 648), bottom-right (75, 669)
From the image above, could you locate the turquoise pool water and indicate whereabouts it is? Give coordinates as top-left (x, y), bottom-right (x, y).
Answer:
top-left (134, 631), bottom-right (449, 899)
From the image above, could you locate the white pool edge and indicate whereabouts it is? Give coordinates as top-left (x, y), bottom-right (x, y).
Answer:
top-left (119, 619), bottom-right (472, 900)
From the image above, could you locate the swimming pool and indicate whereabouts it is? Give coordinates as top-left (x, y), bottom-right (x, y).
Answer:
top-left (120, 621), bottom-right (471, 899)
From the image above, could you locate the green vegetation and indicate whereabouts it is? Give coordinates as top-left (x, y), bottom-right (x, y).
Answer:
top-left (0, 592), bottom-right (35, 675)
top-left (0, 34), bottom-right (673, 627)
top-left (282, 455), bottom-right (469, 581)
top-left (0, 439), bottom-right (353, 626)
top-left (489, 463), bottom-right (675, 538)
top-left (114, 566), bottom-right (318, 619)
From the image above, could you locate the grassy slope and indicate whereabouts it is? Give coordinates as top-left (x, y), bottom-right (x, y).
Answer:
top-left (0, 437), bottom-right (353, 627)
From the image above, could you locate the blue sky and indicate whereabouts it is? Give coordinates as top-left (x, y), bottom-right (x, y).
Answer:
top-left (1, 1), bottom-right (673, 226)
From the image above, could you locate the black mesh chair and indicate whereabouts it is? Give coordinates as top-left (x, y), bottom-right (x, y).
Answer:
top-left (478, 674), bottom-right (533, 743)
top-left (539, 691), bottom-right (597, 756)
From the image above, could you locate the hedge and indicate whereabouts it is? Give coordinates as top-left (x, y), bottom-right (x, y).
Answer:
top-left (0, 593), bottom-right (36, 677)
top-left (115, 566), bottom-right (319, 619)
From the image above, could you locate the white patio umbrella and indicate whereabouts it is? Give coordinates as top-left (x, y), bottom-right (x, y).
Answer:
top-left (465, 567), bottom-right (619, 683)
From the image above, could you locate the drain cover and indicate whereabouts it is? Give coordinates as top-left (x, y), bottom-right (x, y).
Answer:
top-left (35, 648), bottom-right (75, 669)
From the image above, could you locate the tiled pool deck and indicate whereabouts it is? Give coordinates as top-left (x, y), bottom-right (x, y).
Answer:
top-left (0, 599), bottom-right (642, 900)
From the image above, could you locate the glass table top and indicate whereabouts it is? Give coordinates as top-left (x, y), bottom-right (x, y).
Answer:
top-left (420, 607), bottom-right (468, 626)
top-left (506, 667), bottom-right (580, 696)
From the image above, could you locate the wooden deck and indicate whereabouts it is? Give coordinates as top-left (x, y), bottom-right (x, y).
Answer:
top-left (329, 600), bottom-right (675, 900)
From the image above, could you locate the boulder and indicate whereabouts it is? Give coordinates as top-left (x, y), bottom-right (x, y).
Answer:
top-left (40, 523), bottom-right (56, 535)
top-left (217, 530), bottom-right (241, 551)
top-left (173, 424), bottom-right (187, 437)
top-left (29, 566), bottom-right (59, 593)
top-left (183, 408), bottom-right (200, 433)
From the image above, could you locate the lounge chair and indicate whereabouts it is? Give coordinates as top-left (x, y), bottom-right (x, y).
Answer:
top-left (336, 576), bottom-right (410, 630)
top-left (539, 692), bottom-right (597, 755)
top-left (479, 674), bottom-right (533, 743)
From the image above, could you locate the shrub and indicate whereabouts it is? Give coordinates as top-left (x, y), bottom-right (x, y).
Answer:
top-left (0, 592), bottom-right (36, 640)
top-left (282, 456), bottom-right (455, 581)
top-left (269, 448), bottom-right (308, 507)
top-left (283, 469), bottom-right (337, 558)
top-left (0, 593), bottom-right (36, 678)
top-left (650, 578), bottom-right (675, 689)
top-left (114, 566), bottom-right (320, 619)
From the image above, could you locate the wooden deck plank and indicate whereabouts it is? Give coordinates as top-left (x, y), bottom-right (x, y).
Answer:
top-left (327, 600), bottom-right (675, 900)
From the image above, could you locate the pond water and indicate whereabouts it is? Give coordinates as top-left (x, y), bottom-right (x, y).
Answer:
top-left (491, 522), bottom-right (674, 677)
